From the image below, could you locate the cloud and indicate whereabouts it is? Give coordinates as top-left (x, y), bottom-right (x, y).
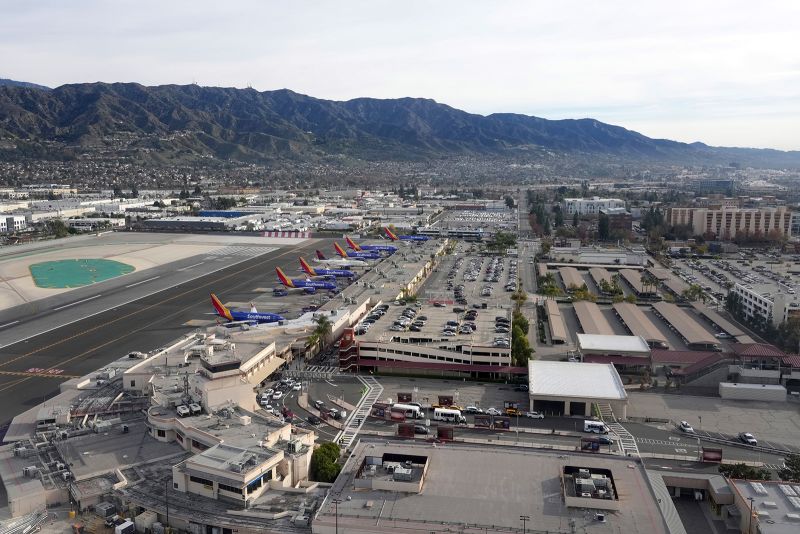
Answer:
top-left (1, 0), bottom-right (799, 149)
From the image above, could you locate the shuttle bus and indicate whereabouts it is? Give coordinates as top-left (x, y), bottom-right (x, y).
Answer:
top-left (584, 420), bottom-right (609, 434)
top-left (392, 403), bottom-right (424, 419)
top-left (433, 408), bottom-right (466, 424)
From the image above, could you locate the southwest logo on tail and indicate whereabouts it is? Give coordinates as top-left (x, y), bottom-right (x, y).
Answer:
top-left (300, 257), bottom-right (355, 279)
top-left (275, 266), bottom-right (338, 293)
top-left (316, 250), bottom-right (328, 260)
top-left (383, 227), bottom-right (430, 242)
top-left (210, 293), bottom-right (284, 325)
top-left (346, 235), bottom-right (396, 254)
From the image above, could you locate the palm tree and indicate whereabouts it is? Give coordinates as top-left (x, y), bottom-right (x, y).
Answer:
top-left (312, 314), bottom-right (333, 352)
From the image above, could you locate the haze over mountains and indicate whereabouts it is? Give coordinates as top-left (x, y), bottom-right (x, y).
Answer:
top-left (0, 80), bottom-right (798, 167)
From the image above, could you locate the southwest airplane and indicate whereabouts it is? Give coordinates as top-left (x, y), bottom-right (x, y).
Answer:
top-left (275, 266), bottom-right (337, 294)
top-left (384, 227), bottom-right (430, 242)
top-left (334, 242), bottom-right (382, 260)
top-left (314, 250), bottom-right (367, 268)
top-left (299, 257), bottom-right (355, 279)
top-left (345, 235), bottom-right (397, 254)
top-left (210, 293), bottom-right (284, 325)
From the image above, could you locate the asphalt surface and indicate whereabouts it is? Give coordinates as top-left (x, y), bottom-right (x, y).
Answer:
top-left (0, 238), bottom-right (326, 426)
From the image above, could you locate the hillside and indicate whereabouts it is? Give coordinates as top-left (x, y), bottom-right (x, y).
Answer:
top-left (0, 82), bottom-right (798, 167)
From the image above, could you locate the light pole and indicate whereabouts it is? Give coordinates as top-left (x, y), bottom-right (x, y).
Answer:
top-left (747, 496), bottom-right (755, 534)
top-left (520, 514), bottom-right (530, 534)
top-left (332, 498), bottom-right (342, 534)
top-left (165, 479), bottom-right (169, 527)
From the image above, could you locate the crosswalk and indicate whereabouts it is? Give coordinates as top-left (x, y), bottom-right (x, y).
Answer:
top-left (336, 376), bottom-right (383, 448)
top-left (763, 463), bottom-right (785, 470)
top-left (207, 246), bottom-right (276, 257)
top-left (636, 437), bottom-right (695, 447)
top-left (596, 402), bottom-right (640, 456)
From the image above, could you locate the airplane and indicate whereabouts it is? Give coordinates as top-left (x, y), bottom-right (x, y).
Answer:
top-left (299, 257), bottom-right (355, 279)
top-left (334, 242), bottom-right (382, 260)
top-left (210, 293), bottom-right (284, 326)
top-left (275, 266), bottom-right (337, 294)
top-left (345, 235), bottom-right (397, 254)
top-left (314, 250), bottom-right (368, 268)
top-left (384, 227), bottom-right (430, 242)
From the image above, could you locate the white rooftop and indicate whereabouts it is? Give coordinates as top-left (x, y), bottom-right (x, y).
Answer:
top-left (528, 361), bottom-right (628, 401)
top-left (576, 333), bottom-right (651, 354)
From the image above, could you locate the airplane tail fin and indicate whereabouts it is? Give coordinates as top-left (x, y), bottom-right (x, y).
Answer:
top-left (334, 242), bottom-right (348, 257)
top-left (299, 257), bottom-right (316, 276)
top-left (275, 267), bottom-right (294, 287)
top-left (384, 227), bottom-right (398, 241)
top-left (316, 250), bottom-right (327, 260)
top-left (210, 293), bottom-right (233, 320)
top-left (345, 236), bottom-right (361, 251)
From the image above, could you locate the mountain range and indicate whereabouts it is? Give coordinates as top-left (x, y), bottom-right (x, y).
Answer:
top-left (0, 80), bottom-right (798, 167)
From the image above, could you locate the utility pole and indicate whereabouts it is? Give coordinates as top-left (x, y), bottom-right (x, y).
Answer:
top-left (333, 498), bottom-right (342, 534)
top-left (520, 514), bottom-right (530, 534)
top-left (165, 479), bottom-right (170, 528)
top-left (747, 496), bottom-right (754, 534)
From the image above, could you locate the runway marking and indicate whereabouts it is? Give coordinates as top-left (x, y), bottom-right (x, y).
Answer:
top-left (0, 241), bottom-right (321, 390)
top-left (53, 294), bottom-right (102, 311)
top-left (178, 262), bottom-right (205, 271)
top-left (125, 276), bottom-right (161, 288)
top-left (0, 321), bottom-right (19, 329)
top-left (0, 370), bottom-right (80, 379)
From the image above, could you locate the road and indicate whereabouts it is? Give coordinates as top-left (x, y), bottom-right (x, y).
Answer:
top-left (0, 238), bottom-right (326, 426)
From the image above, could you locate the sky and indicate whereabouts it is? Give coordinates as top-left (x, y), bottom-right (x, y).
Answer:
top-left (2, 0), bottom-right (800, 150)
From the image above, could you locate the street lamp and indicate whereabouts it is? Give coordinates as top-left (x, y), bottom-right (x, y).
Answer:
top-left (747, 496), bottom-right (755, 534)
top-left (520, 514), bottom-right (530, 534)
top-left (332, 498), bottom-right (342, 534)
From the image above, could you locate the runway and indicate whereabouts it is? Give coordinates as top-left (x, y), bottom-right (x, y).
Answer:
top-left (0, 238), bottom-right (326, 426)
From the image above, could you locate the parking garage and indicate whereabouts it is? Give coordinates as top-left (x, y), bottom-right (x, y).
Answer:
top-left (652, 302), bottom-right (721, 351)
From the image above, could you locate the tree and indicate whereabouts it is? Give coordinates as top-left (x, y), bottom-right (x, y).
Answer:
top-left (193, 185), bottom-right (203, 196)
top-left (572, 212), bottom-right (579, 227)
top-left (624, 294), bottom-right (638, 304)
top-left (778, 453), bottom-right (800, 482)
top-left (719, 463), bottom-right (772, 481)
top-left (682, 284), bottom-right (706, 303)
top-left (598, 213), bottom-right (610, 240)
top-left (310, 442), bottom-right (342, 482)
top-left (504, 195), bottom-right (515, 209)
top-left (554, 206), bottom-right (564, 228)
top-left (312, 314), bottom-right (333, 352)
top-left (47, 219), bottom-right (70, 238)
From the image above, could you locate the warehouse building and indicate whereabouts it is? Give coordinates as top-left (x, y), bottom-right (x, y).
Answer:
top-left (573, 301), bottom-right (615, 335)
top-left (652, 302), bottom-right (720, 351)
top-left (543, 299), bottom-right (568, 344)
top-left (558, 266), bottom-right (585, 291)
top-left (527, 361), bottom-right (628, 418)
top-left (613, 302), bottom-right (669, 349)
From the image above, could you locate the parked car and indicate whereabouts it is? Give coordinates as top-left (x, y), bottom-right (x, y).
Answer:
top-left (514, 384), bottom-right (529, 392)
top-left (414, 425), bottom-right (429, 435)
top-left (272, 391), bottom-right (283, 400)
top-left (679, 421), bottom-right (694, 433)
top-left (524, 411), bottom-right (545, 419)
top-left (292, 383), bottom-right (302, 391)
top-left (596, 436), bottom-right (613, 445)
top-left (307, 415), bottom-right (321, 425)
top-left (464, 406), bottom-right (483, 414)
top-left (738, 432), bottom-right (758, 445)
top-left (485, 407), bottom-right (502, 416)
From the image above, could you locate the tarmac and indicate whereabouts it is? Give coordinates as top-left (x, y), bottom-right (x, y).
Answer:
top-left (0, 235), bottom-right (329, 426)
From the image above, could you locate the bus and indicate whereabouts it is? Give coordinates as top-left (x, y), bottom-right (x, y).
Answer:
top-left (584, 420), bottom-right (609, 434)
top-left (392, 403), bottom-right (424, 419)
top-left (433, 408), bottom-right (466, 424)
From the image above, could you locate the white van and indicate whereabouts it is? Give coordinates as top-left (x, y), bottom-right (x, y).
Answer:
top-left (433, 408), bottom-right (466, 424)
top-left (392, 403), bottom-right (424, 419)
top-left (584, 420), bottom-right (609, 434)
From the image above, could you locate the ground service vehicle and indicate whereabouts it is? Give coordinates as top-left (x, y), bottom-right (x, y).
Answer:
top-left (584, 420), bottom-right (609, 434)
top-left (433, 408), bottom-right (466, 424)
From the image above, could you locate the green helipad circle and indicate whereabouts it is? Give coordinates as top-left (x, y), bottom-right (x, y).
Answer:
top-left (30, 259), bottom-right (135, 288)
